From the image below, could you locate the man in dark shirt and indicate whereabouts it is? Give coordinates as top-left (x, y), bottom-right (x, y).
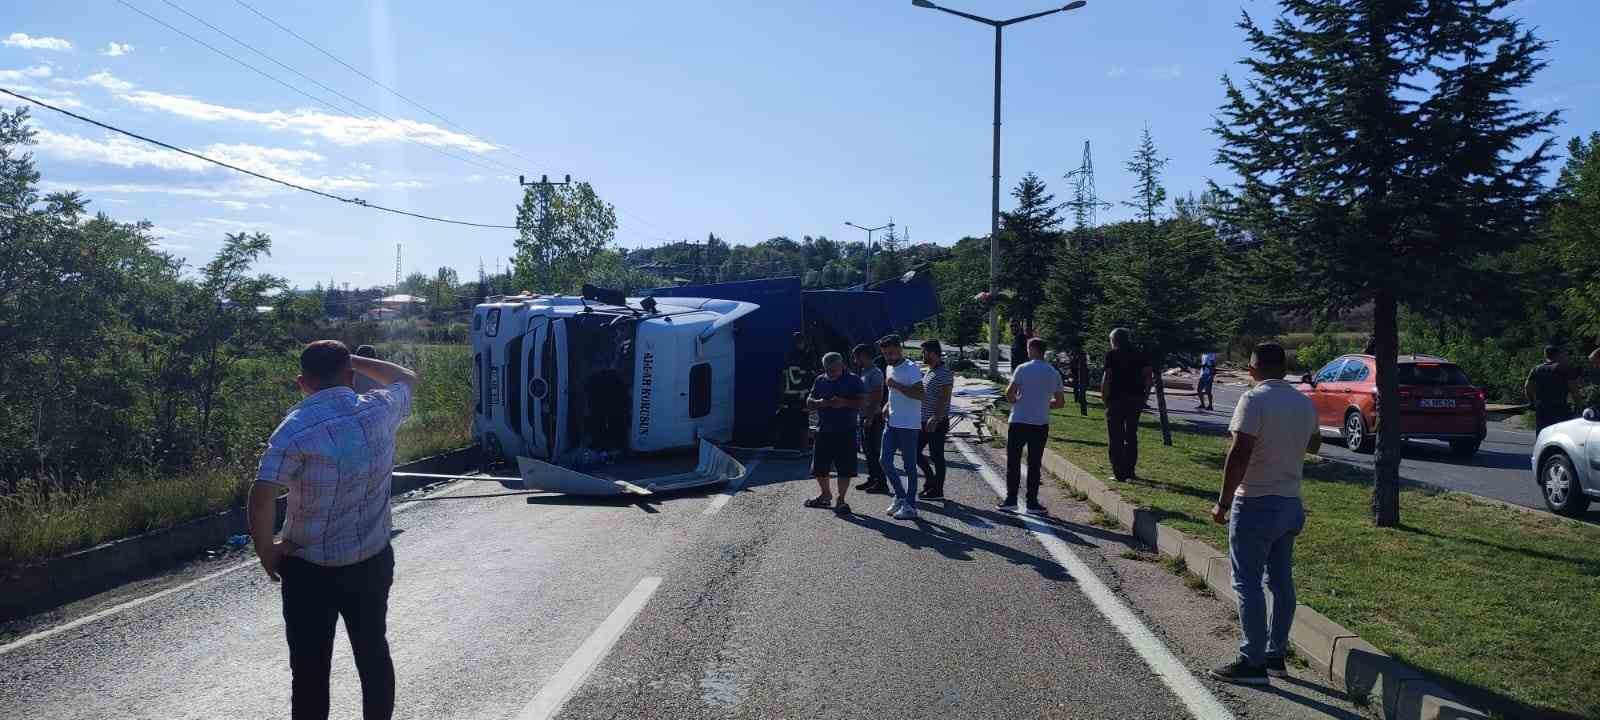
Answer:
top-left (805, 352), bottom-right (864, 514)
top-left (1102, 328), bottom-right (1155, 481)
top-left (1526, 345), bottom-right (1580, 432)
top-left (1068, 346), bottom-right (1091, 417)
top-left (1010, 320), bottom-right (1029, 375)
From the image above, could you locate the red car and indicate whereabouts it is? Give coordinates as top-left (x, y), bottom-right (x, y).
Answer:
top-left (1296, 354), bottom-right (1487, 456)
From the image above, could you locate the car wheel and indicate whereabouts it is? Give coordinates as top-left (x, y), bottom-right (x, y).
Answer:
top-left (1540, 452), bottom-right (1591, 517)
top-left (1343, 410), bottom-right (1375, 454)
top-left (1449, 439), bottom-right (1481, 456)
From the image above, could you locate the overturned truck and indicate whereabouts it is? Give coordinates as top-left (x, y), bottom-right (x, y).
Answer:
top-left (466, 270), bottom-right (938, 495)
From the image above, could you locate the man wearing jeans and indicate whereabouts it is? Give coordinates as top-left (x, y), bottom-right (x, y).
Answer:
top-left (1208, 342), bottom-right (1319, 686)
top-left (853, 344), bottom-right (889, 494)
top-left (878, 335), bottom-right (924, 520)
top-left (1002, 337), bottom-right (1065, 513)
top-left (250, 340), bottom-right (417, 719)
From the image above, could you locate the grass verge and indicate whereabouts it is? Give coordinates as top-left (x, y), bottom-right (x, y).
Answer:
top-left (1028, 398), bottom-right (1600, 717)
top-left (0, 344), bottom-right (473, 573)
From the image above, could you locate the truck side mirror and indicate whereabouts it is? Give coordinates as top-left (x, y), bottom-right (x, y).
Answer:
top-left (1300, 373), bottom-right (1314, 387)
top-left (1584, 407), bottom-right (1599, 422)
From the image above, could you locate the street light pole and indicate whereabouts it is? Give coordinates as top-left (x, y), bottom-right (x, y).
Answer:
top-left (911, 0), bottom-right (1086, 378)
top-left (845, 221), bottom-right (894, 285)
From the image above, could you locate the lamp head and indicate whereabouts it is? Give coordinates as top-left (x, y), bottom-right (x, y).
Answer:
top-left (1063, 1), bottom-right (1086, 9)
top-left (912, 0), bottom-right (936, 8)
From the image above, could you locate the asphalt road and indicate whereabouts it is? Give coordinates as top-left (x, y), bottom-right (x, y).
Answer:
top-left (1174, 379), bottom-right (1600, 521)
top-left (0, 443), bottom-right (1364, 720)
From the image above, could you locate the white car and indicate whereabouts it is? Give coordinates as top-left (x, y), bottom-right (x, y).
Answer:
top-left (1532, 408), bottom-right (1600, 516)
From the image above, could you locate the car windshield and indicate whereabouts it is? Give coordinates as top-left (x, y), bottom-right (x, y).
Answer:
top-left (1398, 363), bottom-right (1472, 386)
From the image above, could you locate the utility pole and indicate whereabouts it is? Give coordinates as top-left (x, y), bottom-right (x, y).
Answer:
top-left (912, 0), bottom-right (1088, 378)
top-left (342, 282), bottom-right (352, 321)
top-left (845, 220), bottom-right (894, 285)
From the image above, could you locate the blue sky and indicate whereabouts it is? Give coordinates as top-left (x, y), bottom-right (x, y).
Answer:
top-left (4, 0), bottom-right (1597, 289)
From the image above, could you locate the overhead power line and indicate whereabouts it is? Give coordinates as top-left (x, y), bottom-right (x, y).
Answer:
top-left (231, 0), bottom-right (544, 172)
top-left (2, 86), bottom-right (517, 229)
top-left (116, 0), bottom-right (507, 177)
top-left (160, 0), bottom-right (527, 178)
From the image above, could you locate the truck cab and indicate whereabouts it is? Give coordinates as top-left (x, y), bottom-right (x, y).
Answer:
top-left (470, 292), bottom-right (752, 467)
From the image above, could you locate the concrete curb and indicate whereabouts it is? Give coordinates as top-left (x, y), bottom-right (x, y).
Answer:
top-left (0, 446), bottom-right (481, 623)
top-left (981, 415), bottom-right (1489, 720)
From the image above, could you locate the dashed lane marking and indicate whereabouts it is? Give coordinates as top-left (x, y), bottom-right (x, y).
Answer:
top-left (514, 576), bottom-right (663, 720)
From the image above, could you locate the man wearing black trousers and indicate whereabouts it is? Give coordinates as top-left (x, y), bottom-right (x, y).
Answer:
top-left (916, 340), bottom-right (954, 500)
top-left (1002, 338), bottom-right (1065, 513)
top-left (1102, 328), bottom-right (1154, 481)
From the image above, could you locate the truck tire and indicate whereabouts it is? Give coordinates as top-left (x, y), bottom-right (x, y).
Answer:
top-left (1448, 439), bottom-right (1481, 457)
top-left (1343, 410), bottom-right (1375, 454)
top-left (1540, 452), bottom-right (1591, 517)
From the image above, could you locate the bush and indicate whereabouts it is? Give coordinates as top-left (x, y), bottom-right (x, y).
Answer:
top-left (951, 358), bottom-right (977, 372)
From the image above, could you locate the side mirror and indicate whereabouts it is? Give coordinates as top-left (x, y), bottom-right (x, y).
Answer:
top-left (1585, 407), bottom-right (1599, 422)
top-left (1300, 374), bottom-right (1314, 386)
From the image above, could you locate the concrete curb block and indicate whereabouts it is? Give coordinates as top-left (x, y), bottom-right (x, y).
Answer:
top-left (0, 446), bottom-right (481, 623)
top-left (980, 414), bottom-right (1490, 720)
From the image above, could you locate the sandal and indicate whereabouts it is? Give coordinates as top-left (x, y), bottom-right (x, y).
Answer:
top-left (803, 495), bottom-right (832, 509)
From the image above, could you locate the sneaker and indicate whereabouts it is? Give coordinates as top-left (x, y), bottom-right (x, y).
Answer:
top-left (885, 500), bottom-right (904, 516)
top-left (855, 480), bottom-right (875, 491)
top-left (893, 505), bottom-right (919, 520)
top-left (834, 501), bottom-right (852, 515)
top-left (1025, 501), bottom-right (1049, 515)
top-left (1264, 656), bottom-right (1288, 678)
top-left (1209, 659), bottom-right (1269, 686)
top-left (996, 498), bottom-right (1019, 513)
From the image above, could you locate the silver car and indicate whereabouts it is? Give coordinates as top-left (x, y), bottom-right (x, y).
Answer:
top-left (1532, 408), bottom-right (1600, 516)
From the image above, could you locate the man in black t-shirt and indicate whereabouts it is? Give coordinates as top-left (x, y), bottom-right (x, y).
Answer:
top-left (1526, 345), bottom-right (1581, 432)
top-left (1102, 328), bottom-right (1155, 481)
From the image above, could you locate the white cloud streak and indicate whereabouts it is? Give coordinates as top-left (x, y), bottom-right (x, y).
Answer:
top-left (57, 71), bottom-right (134, 92)
top-left (32, 130), bottom-right (380, 194)
top-left (118, 89), bottom-right (497, 153)
top-left (4, 33), bottom-right (73, 51)
top-left (100, 42), bottom-right (134, 57)
top-left (0, 65), bottom-right (52, 81)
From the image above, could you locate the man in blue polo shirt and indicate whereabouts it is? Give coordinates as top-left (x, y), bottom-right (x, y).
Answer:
top-left (805, 352), bottom-right (864, 514)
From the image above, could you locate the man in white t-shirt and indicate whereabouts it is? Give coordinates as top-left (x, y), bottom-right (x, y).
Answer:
top-left (1208, 342), bottom-right (1319, 686)
top-left (1001, 337), bottom-right (1064, 514)
top-left (877, 335), bottom-right (925, 520)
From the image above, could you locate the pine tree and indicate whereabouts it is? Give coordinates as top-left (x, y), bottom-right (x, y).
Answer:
top-left (1037, 228), bottom-right (1098, 353)
top-left (1213, 0), bottom-right (1558, 526)
top-left (998, 172), bottom-right (1064, 329)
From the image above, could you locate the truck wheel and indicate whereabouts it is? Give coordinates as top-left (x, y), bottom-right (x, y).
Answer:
top-left (1343, 411), bottom-right (1375, 454)
top-left (1449, 439), bottom-right (1481, 457)
top-left (1540, 453), bottom-right (1591, 517)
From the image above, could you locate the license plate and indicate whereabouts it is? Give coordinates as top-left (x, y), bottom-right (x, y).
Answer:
top-left (1419, 398), bottom-right (1457, 409)
top-left (489, 368), bottom-right (502, 406)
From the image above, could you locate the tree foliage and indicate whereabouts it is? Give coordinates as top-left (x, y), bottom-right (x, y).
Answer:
top-left (998, 172), bottom-right (1064, 327)
top-left (1212, 0), bottom-right (1558, 526)
top-left (1554, 132), bottom-right (1600, 340)
top-left (513, 180), bottom-right (617, 293)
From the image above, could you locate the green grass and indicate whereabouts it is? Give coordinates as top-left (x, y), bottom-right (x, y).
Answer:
top-left (0, 344), bottom-right (473, 572)
top-left (1026, 398), bottom-right (1600, 717)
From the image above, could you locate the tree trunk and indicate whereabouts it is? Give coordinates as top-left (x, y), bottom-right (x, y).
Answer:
top-left (1371, 290), bottom-right (1402, 527)
top-left (1154, 365), bottom-right (1173, 446)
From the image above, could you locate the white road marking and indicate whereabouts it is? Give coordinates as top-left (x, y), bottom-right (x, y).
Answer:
top-left (702, 458), bottom-right (761, 515)
top-left (515, 576), bottom-right (663, 720)
top-left (953, 440), bottom-right (1237, 720)
top-left (0, 478), bottom-right (476, 657)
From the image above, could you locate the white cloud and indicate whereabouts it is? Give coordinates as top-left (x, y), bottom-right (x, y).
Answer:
top-left (214, 200), bottom-right (251, 210)
top-left (41, 180), bottom-right (248, 200)
top-left (118, 89), bottom-right (498, 153)
top-left (390, 180), bottom-right (427, 189)
top-left (5, 83), bottom-right (82, 108)
top-left (0, 65), bottom-right (52, 81)
top-left (59, 71), bottom-right (135, 92)
top-left (100, 42), bottom-right (134, 57)
top-left (4, 33), bottom-right (73, 51)
top-left (32, 130), bottom-right (380, 194)
top-left (464, 174), bottom-right (485, 183)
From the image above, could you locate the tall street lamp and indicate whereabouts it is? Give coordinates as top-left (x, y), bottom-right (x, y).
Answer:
top-left (845, 220), bottom-right (894, 285)
top-left (912, 0), bottom-right (1086, 378)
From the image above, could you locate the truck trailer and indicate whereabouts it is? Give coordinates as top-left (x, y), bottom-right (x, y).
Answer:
top-left (466, 270), bottom-right (938, 495)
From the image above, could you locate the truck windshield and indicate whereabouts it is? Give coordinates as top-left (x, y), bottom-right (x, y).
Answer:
top-left (565, 312), bottom-right (636, 452)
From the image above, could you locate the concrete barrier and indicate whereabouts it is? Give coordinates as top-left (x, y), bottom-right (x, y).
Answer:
top-left (0, 446), bottom-right (480, 623)
top-left (980, 412), bottom-right (1492, 720)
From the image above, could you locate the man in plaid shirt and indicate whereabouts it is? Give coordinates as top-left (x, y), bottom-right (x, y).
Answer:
top-left (250, 340), bottom-right (417, 720)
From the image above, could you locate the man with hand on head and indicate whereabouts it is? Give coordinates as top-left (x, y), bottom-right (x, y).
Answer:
top-left (1208, 342), bottom-right (1318, 687)
top-left (250, 340), bottom-right (417, 720)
